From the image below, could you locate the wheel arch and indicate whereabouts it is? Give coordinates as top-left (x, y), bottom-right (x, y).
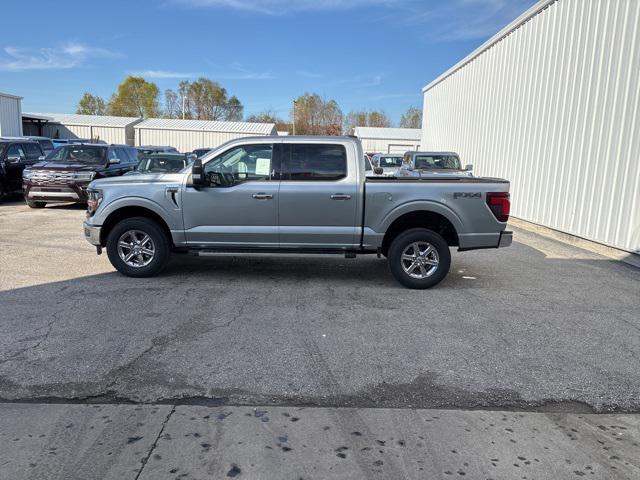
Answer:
top-left (381, 208), bottom-right (460, 256)
top-left (100, 206), bottom-right (173, 247)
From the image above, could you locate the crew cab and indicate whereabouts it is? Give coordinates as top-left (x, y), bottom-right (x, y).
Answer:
top-left (83, 136), bottom-right (512, 289)
top-left (22, 143), bottom-right (138, 208)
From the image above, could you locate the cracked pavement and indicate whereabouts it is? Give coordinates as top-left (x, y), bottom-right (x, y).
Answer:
top-left (1, 201), bottom-right (639, 411)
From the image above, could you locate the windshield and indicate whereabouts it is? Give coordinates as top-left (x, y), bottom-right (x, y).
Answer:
top-left (378, 155), bottom-right (403, 168)
top-left (136, 157), bottom-right (186, 173)
top-left (45, 145), bottom-right (107, 164)
top-left (193, 149), bottom-right (211, 158)
top-left (0, 144), bottom-right (6, 157)
top-left (414, 154), bottom-right (462, 170)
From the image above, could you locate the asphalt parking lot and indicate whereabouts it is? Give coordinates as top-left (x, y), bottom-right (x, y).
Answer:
top-left (1, 199), bottom-right (639, 479)
top-left (1, 198), bottom-right (639, 411)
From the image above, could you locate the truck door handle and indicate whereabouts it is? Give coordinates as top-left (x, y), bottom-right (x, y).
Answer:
top-left (252, 193), bottom-right (273, 200)
top-left (331, 194), bottom-right (352, 200)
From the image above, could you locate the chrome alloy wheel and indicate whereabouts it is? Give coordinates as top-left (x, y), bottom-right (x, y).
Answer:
top-left (401, 241), bottom-right (440, 279)
top-left (117, 230), bottom-right (155, 268)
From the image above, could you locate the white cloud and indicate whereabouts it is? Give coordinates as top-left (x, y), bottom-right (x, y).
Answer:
top-left (173, 0), bottom-right (397, 14)
top-left (131, 70), bottom-right (200, 79)
top-left (173, 0), bottom-right (535, 41)
top-left (0, 42), bottom-right (120, 71)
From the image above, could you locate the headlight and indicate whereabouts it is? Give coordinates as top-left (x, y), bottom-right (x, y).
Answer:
top-left (86, 189), bottom-right (103, 215)
top-left (22, 169), bottom-right (33, 179)
top-left (73, 171), bottom-right (96, 182)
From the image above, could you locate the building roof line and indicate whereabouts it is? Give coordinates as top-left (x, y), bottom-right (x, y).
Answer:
top-left (0, 92), bottom-right (23, 100)
top-left (422, 0), bottom-right (558, 93)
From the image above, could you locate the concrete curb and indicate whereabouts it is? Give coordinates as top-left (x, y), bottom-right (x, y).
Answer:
top-left (509, 217), bottom-right (640, 268)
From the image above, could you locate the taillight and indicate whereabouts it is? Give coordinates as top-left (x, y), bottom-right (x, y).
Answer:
top-left (486, 192), bottom-right (510, 222)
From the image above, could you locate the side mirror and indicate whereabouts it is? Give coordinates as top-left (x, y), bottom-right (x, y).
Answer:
top-left (109, 158), bottom-right (121, 164)
top-left (7, 155), bottom-right (22, 163)
top-left (191, 158), bottom-right (204, 187)
top-left (373, 167), bottom-right (384, 175)
top-left (38, 155), bottom-right (45, 161)
top-left (465, 164), bottom-right (473, 172)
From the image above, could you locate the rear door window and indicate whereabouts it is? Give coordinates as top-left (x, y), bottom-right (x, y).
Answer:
top-left (283, 144), bottom-right (347, 181)
top-left (24, 143), bottom-right (42, 158)
top-left (7, 144), bottom-right (26, 159)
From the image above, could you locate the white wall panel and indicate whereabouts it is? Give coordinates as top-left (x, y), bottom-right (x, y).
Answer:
top-left (135, 128), bottom-right (272, 153)
top-left (360, 138), bottom-right (421, 154)
top-left (422, 0), bottom-right (639, 253)
top-left (0, 94), bottom-right (22, 136)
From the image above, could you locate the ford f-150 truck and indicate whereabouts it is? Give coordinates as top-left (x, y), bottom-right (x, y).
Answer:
top-left (83, 136), bottom-right (512, 288)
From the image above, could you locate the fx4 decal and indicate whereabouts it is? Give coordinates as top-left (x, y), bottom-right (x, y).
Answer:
top-left (453, 192), bottom-right (482, 199)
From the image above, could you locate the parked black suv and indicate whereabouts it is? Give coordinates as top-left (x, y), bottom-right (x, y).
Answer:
top-left (22, 143), bottom-right (138, 207)
top-left (0, 138), bottom-right (44, 197)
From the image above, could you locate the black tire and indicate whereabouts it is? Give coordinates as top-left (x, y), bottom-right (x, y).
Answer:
top-left (106, 217), bottom-right (170, 278)
top-left (388, 228), bottom-right (451, 289)
top-left (27, 200), bottom-right (46, 208)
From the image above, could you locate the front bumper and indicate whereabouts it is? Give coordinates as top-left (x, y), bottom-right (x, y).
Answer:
top-left (498, 230), bottom-right (513, 248)
top-left (83, 221), bottom-right (102, 246)
top-left (23, 182), bottom-right (90, 204)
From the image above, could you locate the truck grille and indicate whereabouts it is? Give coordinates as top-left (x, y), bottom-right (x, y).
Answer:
top-left (29, 170), bottom-right (74, 185)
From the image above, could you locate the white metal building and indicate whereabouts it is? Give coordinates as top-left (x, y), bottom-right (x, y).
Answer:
top-left (422, 0), bottom-right (639, 254)
top-left (25, 113), bottom-right (142, 145)
top-left (134, 118), bottom-right (277, 152)
top-left (0, 92), bottom-right (23, 137)
top-left (352, 127), bottom-right (421, 154)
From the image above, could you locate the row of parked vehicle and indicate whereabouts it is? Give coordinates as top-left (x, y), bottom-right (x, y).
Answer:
top-left (0, 136), bottom-right (213, 207)
top-left (364, 151), bottom-right (473, 177)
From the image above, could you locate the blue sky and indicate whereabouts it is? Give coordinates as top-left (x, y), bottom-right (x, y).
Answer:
top-left (0, 0), bottom-right (536, 124)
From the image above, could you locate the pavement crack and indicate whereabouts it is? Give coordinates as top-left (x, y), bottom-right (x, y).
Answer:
top-left (133, 405), bottom-right (176, 480)
top-left (0, 311), bottom-right (61, 365)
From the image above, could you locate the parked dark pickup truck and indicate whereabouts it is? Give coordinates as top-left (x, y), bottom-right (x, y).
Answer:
top-left (22, 143), bottom-right (138, 208)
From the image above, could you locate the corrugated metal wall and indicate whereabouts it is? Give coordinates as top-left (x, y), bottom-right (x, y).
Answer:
top-left (422, 0), bottom-right (640, 253)
top-left (360, 138), bottom-right (421, 154)
top-left (0, 94), bottom-right (23, 136)
top-left (135, 128), bottom-right (272, 153)
top-left (42, 124), bottom-right (127, 144)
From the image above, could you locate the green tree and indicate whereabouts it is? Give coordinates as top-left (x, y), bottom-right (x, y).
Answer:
top-left (225, 95), bottom-right (243, 121)
top-left (76, 92), bottom-right (106, 116)
top-left (399, 106), bottom-right (422, 129)
top-left (292, 93), bottom-right (343, 135)
top-left (107, 76), bottom-right (160, 118)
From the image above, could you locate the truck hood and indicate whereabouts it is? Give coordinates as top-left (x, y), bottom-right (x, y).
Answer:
top-left (30, 162), bottom-right (103, 172)
top-left (89, 172), bottom-right (185, 188)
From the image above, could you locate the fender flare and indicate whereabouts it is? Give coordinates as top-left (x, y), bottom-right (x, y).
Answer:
top-left (377, 200), bottom-right (465, 235)
top-left (99, 196), bottom-right (174, 227)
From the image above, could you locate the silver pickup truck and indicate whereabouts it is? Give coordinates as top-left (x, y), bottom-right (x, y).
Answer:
top-left (83, 136), bottom-right (512, 288)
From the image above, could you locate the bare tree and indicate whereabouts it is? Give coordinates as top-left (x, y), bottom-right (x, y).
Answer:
top-left (163, 89), bottom-right (181, 119)
top-left (292, 93), bottom-right (343, 135)
top-left (344, 109), bottom-right (391, 133)
top-left (399, 107), bottom-right (423, 129)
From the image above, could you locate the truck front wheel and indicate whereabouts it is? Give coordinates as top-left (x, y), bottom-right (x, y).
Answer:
top-left (388, 228), bottom-right (451, 289)
top-left (106, 217), bottom-right (170, 277)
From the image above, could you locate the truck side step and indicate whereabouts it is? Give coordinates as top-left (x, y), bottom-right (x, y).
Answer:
top-left (345, 252), bottom-right (356, 259)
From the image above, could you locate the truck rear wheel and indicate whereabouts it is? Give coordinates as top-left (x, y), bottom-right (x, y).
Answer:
top-left (388, 228), bottom-right (451, 289)
top-left (106, 217), bottom-right (170, 277)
